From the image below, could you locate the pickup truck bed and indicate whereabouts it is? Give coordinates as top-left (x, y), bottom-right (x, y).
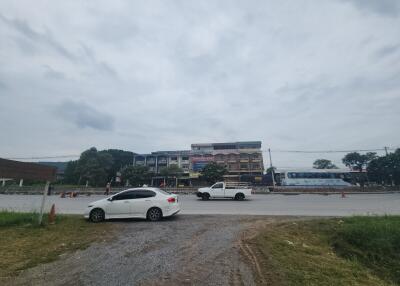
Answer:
top-left (196, 182), bottom-right (252, 200)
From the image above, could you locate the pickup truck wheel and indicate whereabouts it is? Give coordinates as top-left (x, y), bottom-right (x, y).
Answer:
top-left (235, 193), bottom-right (245, 201)
top-left (202, 193), bottom-right (210, 200)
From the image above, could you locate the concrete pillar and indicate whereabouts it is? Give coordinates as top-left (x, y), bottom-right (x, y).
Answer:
top-left (2, 180), bottom-right (5, 187)
top-left (19, 179), bottom-right (23, 187)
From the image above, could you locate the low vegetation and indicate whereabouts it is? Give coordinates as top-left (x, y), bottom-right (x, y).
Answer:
top-left (0, 211), bottom-right (114, 278)
top-left (0, 211), bottom-right (38, 227)
top-left (250, 216), bottom-right (400, 286)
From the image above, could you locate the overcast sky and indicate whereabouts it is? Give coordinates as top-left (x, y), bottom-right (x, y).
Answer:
top-left (1, 0), bottom-right (399, 168)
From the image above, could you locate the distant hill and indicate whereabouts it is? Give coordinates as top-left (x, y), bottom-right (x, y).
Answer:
top-left (38, 161), bottom-right (68, 173)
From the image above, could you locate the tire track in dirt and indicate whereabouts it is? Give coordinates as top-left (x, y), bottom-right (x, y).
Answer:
top-left (7, 215), bottom-right (298, 286)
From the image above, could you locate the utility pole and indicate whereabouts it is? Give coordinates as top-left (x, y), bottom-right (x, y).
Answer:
top-left (268, 148), bottom-right (276, 187)
top-left (38, 181), bottom-right (50, 225)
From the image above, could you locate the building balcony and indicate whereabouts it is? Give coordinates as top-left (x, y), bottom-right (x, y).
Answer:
top-left (240, 159), bottom-right (249, 162)
top-left (228, 168), bottom-right (239, 171)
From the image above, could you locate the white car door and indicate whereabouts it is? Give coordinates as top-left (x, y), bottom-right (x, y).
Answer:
top-left (209, 183), bottom-right (224, 198)
top-left (106, 191), bottom-right (136, 216)
top-left (129, 190), bottom-right (155, 216)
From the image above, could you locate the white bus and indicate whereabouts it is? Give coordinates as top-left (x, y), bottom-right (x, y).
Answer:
top-left (278, 169), bottom-right (352, 187)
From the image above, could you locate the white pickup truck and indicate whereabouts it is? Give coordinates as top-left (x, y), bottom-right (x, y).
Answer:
top-left (196, 182), bottom-right (252, 200)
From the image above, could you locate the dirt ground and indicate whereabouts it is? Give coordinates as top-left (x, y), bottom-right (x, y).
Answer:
top-left (2, 215), bottom-right (301, 286)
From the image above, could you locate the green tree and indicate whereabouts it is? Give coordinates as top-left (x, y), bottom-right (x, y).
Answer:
top-left (266, 166), bottom-right (276, 173)
top-left (121, 165), bottom-right (151, 187)
top-left (313, 159), bottom-right (338, 169)
top-left (76, 147), bottom-right (114, 186)
top-left (201, 162), bottom-right (228, 184)
top-left (98, 149), bottom-right (134, 181)
top-left (64, 160), bottom-right (79, 184)
top-left (342, 152), bottom-right (377, 187)
top-left (342, 152), bottom-right (377, 172)
top-left (368, 149), bottom-right (400, 186)
top-left (159, 165), bottom-right (184, 178)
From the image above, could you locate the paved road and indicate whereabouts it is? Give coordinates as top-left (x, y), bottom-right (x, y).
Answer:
top-left (1, 193), bottom-right (400, 216)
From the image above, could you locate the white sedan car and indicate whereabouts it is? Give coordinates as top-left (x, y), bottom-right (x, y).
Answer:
top-left (84, 187), bottom-right (180, 222)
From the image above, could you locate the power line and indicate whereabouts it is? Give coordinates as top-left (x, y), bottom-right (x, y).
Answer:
top-left (262, 147), bottom-right (397, 154)
top-left (4, 155), bottom-right (79, 160)
top-left (4, 146), bottom-right (398, 160)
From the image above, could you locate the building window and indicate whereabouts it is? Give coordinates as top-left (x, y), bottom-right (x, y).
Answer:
top-left (215, 154), bottom-right (225, 161)
top-left (213, 144), bottom-right (236, 150)
top-left (240, 163), bottom-right (248, 169)
top-left (228, 154), bottom-right (237, 161)
top-left (228, 164), bottom-right (239, 170)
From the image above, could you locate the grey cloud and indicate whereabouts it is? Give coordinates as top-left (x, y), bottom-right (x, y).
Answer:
top-left (1, 1), bottom-right (400, 167)
top-left (1, 14), bottom-right (118, 80)
top-left (79, 44), bottom-right (118, 78)
top-left (375, 44), bottom-right (400, 59)
top-left (12, 35), bottom-right (38, 56)
top-left (0, 14), bottom-right (76, 61)
top-left (43, 65), bottom-right (66, 80)
top-left (343, 0), bottom-right (400, 17)
top-left (0, 80), bottom-right (7, 91)
top-left (56, 100), bottom-right (115, 131)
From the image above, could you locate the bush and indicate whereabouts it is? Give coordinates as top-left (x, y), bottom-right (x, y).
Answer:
top-left (331, 216), bottom-right (400, 284)
top-left (0, 211), bottom-right (38, 227)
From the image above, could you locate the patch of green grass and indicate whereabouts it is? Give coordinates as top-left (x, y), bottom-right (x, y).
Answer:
top-left (0, 212), bottom-right (115, 278)
top-left (251, 217), bottom-right (400, 286)
top-left (0, 211), bottom-right (39, 227)
top-left (327, 216), bottom-right (400, 285)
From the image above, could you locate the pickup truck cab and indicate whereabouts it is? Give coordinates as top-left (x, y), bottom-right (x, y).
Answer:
top-left (196, 182), bottom-right (252, 200)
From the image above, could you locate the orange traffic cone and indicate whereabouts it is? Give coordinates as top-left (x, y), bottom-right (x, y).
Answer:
top-left (48, 204), bottom-right (56, 224)
top-left (341, 191), bottom-right (346, 198)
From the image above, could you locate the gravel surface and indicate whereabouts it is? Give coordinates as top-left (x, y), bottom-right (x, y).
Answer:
top-left (5, 215), bottom-right (286, 286)
top-left (1, 193), bottom-right (400, 216)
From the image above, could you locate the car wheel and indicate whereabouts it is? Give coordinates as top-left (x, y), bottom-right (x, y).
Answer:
top-left (147, 208), bottom-right (162, 221)
top-left (235, 193), bottom-right (245, 201)
top-left (202, 193), bottom-right (210, 200)
top-left (90, 208), bottom-right (105, 223)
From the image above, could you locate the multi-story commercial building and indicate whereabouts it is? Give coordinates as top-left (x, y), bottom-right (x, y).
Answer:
top-left (133, 150), bottom-right (191, 174)
top-left (133, 141), bottom-right (264, 177)
top-left (190, 141), bottom-right (264, 176)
